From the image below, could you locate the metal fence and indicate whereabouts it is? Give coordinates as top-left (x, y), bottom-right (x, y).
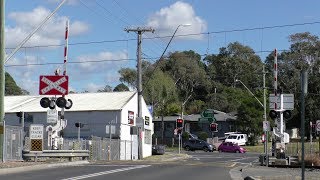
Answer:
top-left (4, 125), bottom-right (23, 162)
top-left (23, 135), bottom-right (133, 161)
top-left (286, 141), bottom-right (320, 156)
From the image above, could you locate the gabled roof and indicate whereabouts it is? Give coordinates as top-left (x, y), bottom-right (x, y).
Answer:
top-left (5, 91), bottom-right (136, 113)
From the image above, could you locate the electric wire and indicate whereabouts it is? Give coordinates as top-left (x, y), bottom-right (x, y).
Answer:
top-left (5, 20), bottom-right (320, 50)
top-left (5, 49), bottom-right (290, 68)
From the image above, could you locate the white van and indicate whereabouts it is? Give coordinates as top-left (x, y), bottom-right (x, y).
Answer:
top-left (225, 133), bottom-right (248, 146)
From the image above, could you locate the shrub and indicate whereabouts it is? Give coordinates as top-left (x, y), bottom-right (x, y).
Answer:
top-left (303, 154), bottom-right (320, 166)
top-left (198, 131), bottom-right (208, 141)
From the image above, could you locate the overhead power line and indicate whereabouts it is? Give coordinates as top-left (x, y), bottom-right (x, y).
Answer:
top-left (5, 49), bottom-right (290, 68)
top-left (5, 21), bottom-right (320, 50)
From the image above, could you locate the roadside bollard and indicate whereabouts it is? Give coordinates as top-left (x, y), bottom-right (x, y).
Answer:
top-left (108, 145), bottom-right (111, 161)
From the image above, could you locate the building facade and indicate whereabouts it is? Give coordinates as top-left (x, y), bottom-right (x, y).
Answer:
top-left (153, 110), bottom-right (237, 145)
top-left (4, 91), bottom-right (153, 159)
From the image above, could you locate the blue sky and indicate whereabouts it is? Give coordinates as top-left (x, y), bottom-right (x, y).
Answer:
top-left (4, 0), bottom-right (320, 95)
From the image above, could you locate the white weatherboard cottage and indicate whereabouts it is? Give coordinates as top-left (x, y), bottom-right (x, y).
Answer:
top-left (4, 91), bottom-right (153, 159)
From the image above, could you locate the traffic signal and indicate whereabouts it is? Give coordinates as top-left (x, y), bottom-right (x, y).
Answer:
top-left (176, 118), bottom-right (183, 128)
top-left (311, 124), bottom-right (316, 133)
top-left (210, 123), bottom-right (218, 132)
top-left (75, 122), bottom-right (84, 128)
top-left (16, 111), bottom-right (23, 118)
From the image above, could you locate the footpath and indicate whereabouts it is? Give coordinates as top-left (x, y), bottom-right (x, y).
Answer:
top-left (231, 161), bottom-right (320, 180)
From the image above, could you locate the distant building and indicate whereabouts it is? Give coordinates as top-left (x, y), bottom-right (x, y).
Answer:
top-left (4, 91), bottom-right (153, 159)
top-left (153, 110), bottom-right (237, 144)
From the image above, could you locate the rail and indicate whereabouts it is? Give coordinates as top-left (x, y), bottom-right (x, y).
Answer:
top-left (23, 150), bottom-right (89, 162)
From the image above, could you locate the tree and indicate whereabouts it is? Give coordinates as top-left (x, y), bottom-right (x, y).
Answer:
top-left (5, 72), bottom-right (24, 95)
top-left (163, 51), bottom-right (209, 113)
top-left (97, 85), bottom-right (113, 92)
top-left (143, 69), bottom-right (178, 116)
top-left (118, 68), bottom-right (137, 89)
top-left (113, 83), bottom-right (129, 92)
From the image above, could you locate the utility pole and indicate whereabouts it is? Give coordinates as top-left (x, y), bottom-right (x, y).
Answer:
top-left (0, 0), bottom-right (5, 162)
top-left (263, 65), bottom-right (268, 166)
top-left (125, 27), bottom-right (154, 160)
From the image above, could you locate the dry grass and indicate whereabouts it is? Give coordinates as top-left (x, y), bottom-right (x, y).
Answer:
top-left (302, 154), bottom-right (320, 166)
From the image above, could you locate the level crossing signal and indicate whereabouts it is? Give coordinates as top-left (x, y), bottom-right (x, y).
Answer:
top-left (40, 97), bottom-right (73, 109)
top-left (269, 110), bottom-right (292, 119)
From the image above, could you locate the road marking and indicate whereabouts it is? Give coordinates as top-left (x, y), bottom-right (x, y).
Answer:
top-left (61, 165), bottom-right (150, 180)
top-left (226, 162), bottom-right (237, 167)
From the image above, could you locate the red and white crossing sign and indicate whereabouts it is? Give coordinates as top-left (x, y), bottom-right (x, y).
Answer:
top-left (39, 75), bottom-right (69, 95)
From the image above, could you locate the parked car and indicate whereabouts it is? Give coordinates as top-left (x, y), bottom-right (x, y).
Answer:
top-left (183, 139), bottom-right (216, 152)
top-left (152, 145), bottom-right (165, 155)
top-left (224, 133), bottom-right (248, 146)
top-left (218, 142), bottom-right (246, 153)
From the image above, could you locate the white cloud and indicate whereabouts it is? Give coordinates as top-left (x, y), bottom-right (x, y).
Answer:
top-left (76, 50), bottom-right (128, 72)
top-left (85, 83), bottom-right (104, 93)
top-left (147, 1), bottom-right (207, 40)
top-left (6, 6), bottom-right (89, 48)
top-left (5, 55), bottom-right (43, 95)
top-left (47, 0), bottom-right (79, 6)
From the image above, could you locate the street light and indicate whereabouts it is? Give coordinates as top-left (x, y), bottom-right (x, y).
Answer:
top-left (235, 68), bottom-right (268, 164)
top-left (159, 24), bottom-right (191, 61)
top-left (235, 79), bottom-right (264, 108)
top-left (159, 23), bottom-right (191, 145)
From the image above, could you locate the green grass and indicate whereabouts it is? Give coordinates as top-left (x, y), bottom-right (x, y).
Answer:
top-left (244, 144), bottom-right (265, 153)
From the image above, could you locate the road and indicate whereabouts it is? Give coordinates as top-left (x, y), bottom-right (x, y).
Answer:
top-left (0, 151), bottom-right (259, 180)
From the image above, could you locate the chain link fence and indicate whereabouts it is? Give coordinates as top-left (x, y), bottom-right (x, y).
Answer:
top-left (286, 141), bottom-right (320, 156)
top-left (4, 125), bottom-right (23, 161)
top-left (23, 135), bottom-right (133, 161)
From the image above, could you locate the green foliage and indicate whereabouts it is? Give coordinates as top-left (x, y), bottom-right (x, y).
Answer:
top-left (198, 131), bottom-right (209, 141)
top-left (113, 83), bottom-right (129, 92)
top-left (182, 132), bottom-right (189, 140)
top-left (5, 72), bottom-right (25, 95)
top-left (97, 85), bottom-right (113, 92)
top-left (115, 32), bottom-right (320, 142)
top-left (118, 68), bottom-right (137, 88)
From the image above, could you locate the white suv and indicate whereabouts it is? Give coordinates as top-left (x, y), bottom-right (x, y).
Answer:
top-left (224, 134), bottom-right (248, 146)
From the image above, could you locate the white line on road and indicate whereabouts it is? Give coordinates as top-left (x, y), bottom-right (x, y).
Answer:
top-left (61, 165), bottom-right (150, 180)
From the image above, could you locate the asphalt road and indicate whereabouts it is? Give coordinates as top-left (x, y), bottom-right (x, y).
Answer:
top-left (0, 151), bottom-right (259, 180)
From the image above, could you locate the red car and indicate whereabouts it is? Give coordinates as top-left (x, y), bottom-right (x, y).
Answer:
top-left (218, 142), bottom-right (246, 153)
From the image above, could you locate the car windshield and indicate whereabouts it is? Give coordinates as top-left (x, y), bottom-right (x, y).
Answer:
top-left (227, 135), bottom-right (237, 139)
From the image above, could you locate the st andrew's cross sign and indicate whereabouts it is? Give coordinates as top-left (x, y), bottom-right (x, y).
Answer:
top-left (39, 75), bottom-right (69, 95)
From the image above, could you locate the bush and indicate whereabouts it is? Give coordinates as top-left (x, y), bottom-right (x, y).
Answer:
top-left (198, 131), bottom-right (208, 141)
top-left (303, 154), bottom-right (320, 166)
top-left (182, 132), bottom-right (189, 140)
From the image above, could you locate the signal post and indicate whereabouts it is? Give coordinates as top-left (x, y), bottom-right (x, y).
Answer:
top-left (269, 49), bottom-right (294, 160)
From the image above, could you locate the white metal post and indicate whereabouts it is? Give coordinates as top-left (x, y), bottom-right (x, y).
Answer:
top-left (178, 134), bottom-right (181, 154)
top-left (77, 124), bottom-right (80, 141)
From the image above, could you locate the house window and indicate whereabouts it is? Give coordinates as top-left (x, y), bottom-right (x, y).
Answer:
top-left (166, 122), bottom-right (173, 129)
top-left (144, 129), bottom-right (152, 144)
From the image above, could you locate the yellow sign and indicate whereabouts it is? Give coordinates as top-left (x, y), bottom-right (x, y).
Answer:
top-left (31, 139), bottom-right (43, 151)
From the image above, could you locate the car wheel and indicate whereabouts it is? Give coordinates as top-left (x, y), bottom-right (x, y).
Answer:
top-left (185, 146), bottom-right (190, 151)
top-left (218, 149), bottom-right (222, 153)
top-left (235, 150), bottom-right (240, 153)
top-left (203, 147), bottom-right (209, 152)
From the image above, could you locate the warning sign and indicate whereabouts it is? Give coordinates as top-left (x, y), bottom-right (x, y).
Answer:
top-left (29, 124), bottom-right (43, 152)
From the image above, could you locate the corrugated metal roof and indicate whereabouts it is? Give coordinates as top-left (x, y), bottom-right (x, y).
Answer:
top-left (5, 91), bottom-right (136, 113)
